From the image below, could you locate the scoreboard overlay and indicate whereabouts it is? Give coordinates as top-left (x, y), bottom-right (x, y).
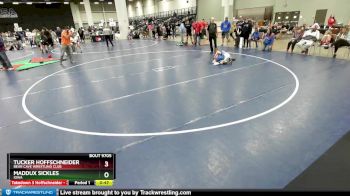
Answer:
top-left (7, 153), bottom-right (116, 186)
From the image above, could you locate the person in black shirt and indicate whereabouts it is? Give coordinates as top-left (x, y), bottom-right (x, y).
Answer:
top-left (151, 22), bottom-right (156, 39)
top-left (44, 28), bottom-right (54, 47)
top-left (234, 20), bottom-right (243, 48)
top-left (166, 23), bottom-right (171, 39)
top-left (55, 27), bottom-right (62, 45)
top-left (78, 28), bottom-right (85, 43)
top-left (207, 17), bottom-right (218, 54)
top-left (156, 24), bottom-right (162, 39)
top-left (185, 20), bottom-right (193, 45)
top-left (241, 20), bottom-right (252, 48)
top-left (271, 24), bottom-right (280, 35)
top-left (171, 22), bottom-right (176, 39)
top-left (15, 31), bottom-right (24, 50)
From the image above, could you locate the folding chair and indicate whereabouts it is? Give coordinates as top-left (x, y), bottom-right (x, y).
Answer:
top-left (309, 41), bottom-right (319, 56)
top-left (317, 43), bottom-right (333, 57)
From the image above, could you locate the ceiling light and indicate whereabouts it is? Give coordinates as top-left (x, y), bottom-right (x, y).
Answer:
top-left (27, 2), bottom-right (32, 4)
top-left (94, 2), bottom-right (99, 4)
top-left (0, 1), bottom-right (4, 4)
top-left (108, 2), bottom-right (112, 4)
top-left (13, 2), bottom-right (19, 4)
top-left (46, 2), bottom-right (51, 4)
top-left (80, 2), bottom-right (84, 4)
top-left (64, 2), bottom-right (69, 4)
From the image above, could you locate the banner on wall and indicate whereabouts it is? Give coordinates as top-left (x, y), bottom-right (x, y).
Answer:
top-left (0, 8), bottom-right (18, 18)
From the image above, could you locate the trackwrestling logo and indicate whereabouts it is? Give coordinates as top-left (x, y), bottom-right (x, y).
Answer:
top-left (5, 189), bottom-right (11, 196)
top-left (1, 188), bottom-right (56, 196)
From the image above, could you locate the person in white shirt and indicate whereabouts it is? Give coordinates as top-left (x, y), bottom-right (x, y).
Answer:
top-left (103, 27), bottom-right (114, 47)
top-left (296, 23), bottom-right (320, 54)
top-left (26, 29), bottom-right (35, 48)
top-left (127, 27), bottom-right (133, 40)
top-left (179, 21), bottom-right (186, 45)
top-left (72, 32), bottom-right (82, 53)
top-left (50, 29), bottom-right (58, 46)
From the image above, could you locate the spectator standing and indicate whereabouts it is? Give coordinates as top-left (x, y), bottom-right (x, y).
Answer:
top-left (147, 22), bottom-right (154, 39)
top-left (34, 29), bottom-right (41, 48)
top-left (55, 27), bottom-right (62, 44)
top-left (179, 21), bottom-right (186, 45)
top-left (0, 35), bottom-right (13, 71)
top-left (103, 26), bottom-right (114, 47)
top-left (15, 31), bottom-right (23, 50)
top-left (60, 26), bottom-right (74, 65)
top-left (166, 23), bottom-right (171, 39)
top-left (207, 17), bottom-right (218, 54)
top-left (220, 17), bottom-right (231, 46)
top-left (185, 20), bottom-right (193, 45)
top-left (50, 29), bottom-right (58, 46)
top-left (229, 18), bottom-right (236, 41)
top-left (171, 21), bottom-right (177, 39)
top-left (235, 19), bottom-right (244, 48)
top-left (193, 20), bottom-right (202, 46)
top-left (200, 19), bottom-right (208, 39)
top-left (156, 24), bottom-right (162, 39)
top-left (78, 28), bottom-right (85, 43)
top-left (25, 29), bottom-right (34, 48)
top-left (241, 19), bottom-right (252, 48)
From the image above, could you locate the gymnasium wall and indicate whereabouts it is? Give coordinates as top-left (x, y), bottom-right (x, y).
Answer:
top-left (76, 2), bottom-right (117, 26)
top-left (126, 0), bottom-right (197, 17)
top-left (274, 0), bottom-right (350, 26)
top-left (197, 0), bottom-right (226, 22)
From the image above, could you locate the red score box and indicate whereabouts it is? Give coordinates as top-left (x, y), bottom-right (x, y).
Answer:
top-left (10, 180), bottom-right (68, 186)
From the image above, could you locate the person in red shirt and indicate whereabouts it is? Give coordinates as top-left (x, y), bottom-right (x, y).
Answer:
top-left (328, 15), bottom-right (336, 28)
top-left (200, 19), bottom-right (208, 38)
top-left (193, 21), bottom-right (202, 46)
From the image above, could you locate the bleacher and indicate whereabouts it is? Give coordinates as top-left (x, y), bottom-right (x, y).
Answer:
top-left (128, 7), bottom-right (197, 39)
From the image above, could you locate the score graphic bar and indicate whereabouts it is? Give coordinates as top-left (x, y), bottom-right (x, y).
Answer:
top-left (7, 153), bottom-right (116, 187)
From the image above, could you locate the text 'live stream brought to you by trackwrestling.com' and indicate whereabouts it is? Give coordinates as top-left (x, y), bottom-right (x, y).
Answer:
top-left (0, 189), bottom-right (193, 196)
